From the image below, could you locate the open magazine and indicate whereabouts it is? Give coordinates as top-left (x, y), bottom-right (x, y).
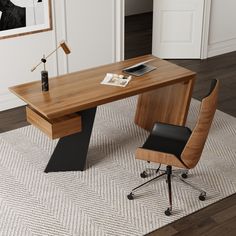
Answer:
top-left (101, 73), bottom-right (132, 87)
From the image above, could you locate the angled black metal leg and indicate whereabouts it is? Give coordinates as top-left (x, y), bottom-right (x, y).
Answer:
top-left (44, 107), bottom-right (97, 173)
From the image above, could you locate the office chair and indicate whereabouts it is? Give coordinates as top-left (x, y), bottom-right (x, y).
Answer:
top-left (127, 79), bottom-right (219, 216)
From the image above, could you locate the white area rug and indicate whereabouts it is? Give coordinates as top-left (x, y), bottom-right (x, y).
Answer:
top-left (0, 97), bottom-right (236, 236)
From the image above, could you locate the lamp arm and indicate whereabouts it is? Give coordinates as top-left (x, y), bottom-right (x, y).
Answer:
top-left (31, 44), bottom-right (61, 72)
top-left (45, 44), bottom-right (61, 60)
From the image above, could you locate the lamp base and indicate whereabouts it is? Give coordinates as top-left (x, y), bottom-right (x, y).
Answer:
top-left (41, 70), bottom-right (49, 91)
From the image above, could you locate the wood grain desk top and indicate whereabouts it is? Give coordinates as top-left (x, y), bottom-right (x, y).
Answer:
top-left (9, 55), bottom-right (196, 119)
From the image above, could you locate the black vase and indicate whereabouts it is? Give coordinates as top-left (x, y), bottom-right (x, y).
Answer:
top-left (41, 70), bottom-right (49, 91)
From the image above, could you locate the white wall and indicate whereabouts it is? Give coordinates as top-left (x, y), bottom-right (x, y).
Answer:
top-left (0, 18), bottom-right (56, 110)
top-left (208, 0), bottom-right (236, 57)
top-left (65, 0), bottom-right (115, 73)
top-left (125, 0), bottom-right (153, 16)
top-left (0, 0), bottom-right (117, 111)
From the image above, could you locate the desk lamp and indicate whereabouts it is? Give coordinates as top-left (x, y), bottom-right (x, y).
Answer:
top-left (31, 41), bottom-right (71, 91)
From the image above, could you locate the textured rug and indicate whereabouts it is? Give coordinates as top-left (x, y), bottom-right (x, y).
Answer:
top-left (0, 97), bottom-right (236, 236)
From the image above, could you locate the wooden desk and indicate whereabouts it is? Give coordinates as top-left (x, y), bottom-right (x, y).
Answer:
top-left (9, 55), bottom-right (196, 173)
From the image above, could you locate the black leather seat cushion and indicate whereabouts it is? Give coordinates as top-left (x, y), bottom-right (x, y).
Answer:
top-left (142, 123), bottom-right (192, 159)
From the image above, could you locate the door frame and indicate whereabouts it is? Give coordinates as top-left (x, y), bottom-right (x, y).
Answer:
top-left (115, 0), bottom-right (211, 61)
top-left (201, 0), bottom-right (212, 59)
top-left (114, 0), bottom-right (125, 61)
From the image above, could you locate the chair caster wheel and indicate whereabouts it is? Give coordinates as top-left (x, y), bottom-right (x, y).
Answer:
top-left (140, 171), bottom-right (148, 178)
top-left (165, 208), bottom-right (172, 216)
top-left (199, 192), bottom-right (206, 201)
top-left (127, 193), bottom-right (134, 200)
top-left (181, 173), bottom-right (188, 179)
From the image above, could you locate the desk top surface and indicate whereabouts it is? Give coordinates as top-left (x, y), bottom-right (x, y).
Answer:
top-left (9, 55), bottom-right (196, 119)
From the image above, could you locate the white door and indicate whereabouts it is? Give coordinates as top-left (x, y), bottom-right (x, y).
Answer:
top-left (152, 0), bottom-right (205, 59)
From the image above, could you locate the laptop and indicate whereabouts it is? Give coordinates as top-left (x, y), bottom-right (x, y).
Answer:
top-left (122, 59), bottom-right (157, 76)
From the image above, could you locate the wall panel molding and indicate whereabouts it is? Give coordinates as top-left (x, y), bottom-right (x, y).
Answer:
top-left (207, 0), bottom-right (236, 58)
top-left (114, 0), bottom-right (125, 62)
top-left (53, 0), bottom-right (68, 75)
top-left (208, 38), bottom-right (236, 58)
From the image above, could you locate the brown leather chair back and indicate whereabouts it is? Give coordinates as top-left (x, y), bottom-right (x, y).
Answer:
top-left (181, 80), bottom-right (219, 169)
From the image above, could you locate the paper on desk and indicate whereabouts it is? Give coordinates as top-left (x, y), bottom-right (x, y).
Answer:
top-left (101, 73), bottom-right (132, 87)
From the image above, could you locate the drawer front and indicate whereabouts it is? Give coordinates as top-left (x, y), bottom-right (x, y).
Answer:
top-left (26, 106), bottom-right (82, 139)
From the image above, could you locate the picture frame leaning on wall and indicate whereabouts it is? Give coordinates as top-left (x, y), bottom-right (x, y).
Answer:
top-left (0, 0), bottom-right (52, 40)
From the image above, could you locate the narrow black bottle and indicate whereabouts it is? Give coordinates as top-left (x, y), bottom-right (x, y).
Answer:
top-left (41, 70), bottom-right (49, 91)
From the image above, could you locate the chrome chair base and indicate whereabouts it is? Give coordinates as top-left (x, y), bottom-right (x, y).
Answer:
top-left (127, 167), bottom-right (206, 216)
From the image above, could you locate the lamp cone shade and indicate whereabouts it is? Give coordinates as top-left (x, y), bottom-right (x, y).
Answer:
top-left (60, 41), bottom-right (71, 54)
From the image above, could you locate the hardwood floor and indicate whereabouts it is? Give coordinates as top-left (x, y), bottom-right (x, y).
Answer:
top-left (0, 106), bottom-right (28, 133)
top-left (0, 13), bottom-right (236, 236)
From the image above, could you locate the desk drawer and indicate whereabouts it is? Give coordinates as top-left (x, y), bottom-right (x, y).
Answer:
top-left (26, 106), bottom-right (82, 139)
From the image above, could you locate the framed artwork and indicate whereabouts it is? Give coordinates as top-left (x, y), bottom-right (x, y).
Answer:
top-left (0, 0), bottom-right (52, 40)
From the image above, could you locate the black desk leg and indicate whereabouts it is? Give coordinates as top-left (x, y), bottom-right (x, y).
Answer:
top-left (44, 107), bottom-right (97, 173)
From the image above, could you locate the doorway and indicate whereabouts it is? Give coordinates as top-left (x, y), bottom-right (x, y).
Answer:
top-left (119, 0), bottom-right (211, 60)
top-left (124, 0), bottom-right (154, 59)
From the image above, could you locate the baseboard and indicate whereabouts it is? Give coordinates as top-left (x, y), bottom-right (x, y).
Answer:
top-left (208, 38), bottom-right (236, 58)
top-left (0, 90), bottom-right (25, 112)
